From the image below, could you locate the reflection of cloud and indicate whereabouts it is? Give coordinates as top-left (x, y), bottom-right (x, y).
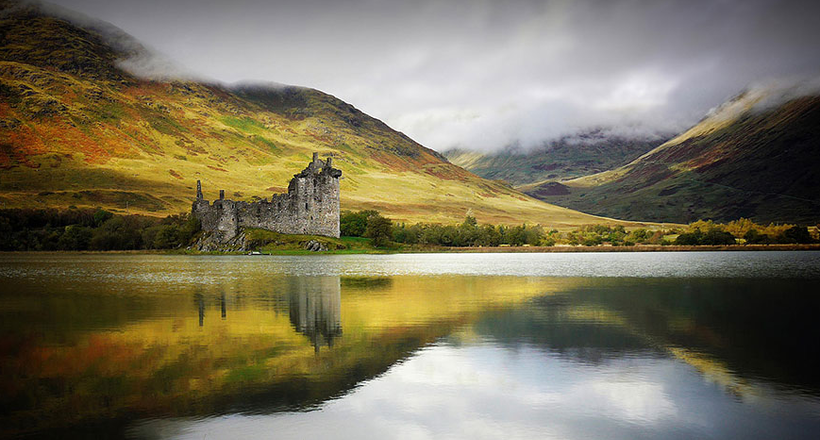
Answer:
top-left (135, 345), bottom-right (686, 439)
top-left (394, 347), bottom-right (677, 426)
top-left (129, 341), bottom-right (820, 439)
top-left (586, 381), bottom-right (677, 422)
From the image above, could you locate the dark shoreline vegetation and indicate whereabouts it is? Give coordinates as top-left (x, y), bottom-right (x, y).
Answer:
top-left (0, 208), bottom-right (817, 252)
top-left (343, 211), bottom-right (818, 248)
top-left (0, 208), bottom-right (200, 251)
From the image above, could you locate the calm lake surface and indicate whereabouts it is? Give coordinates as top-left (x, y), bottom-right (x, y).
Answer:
top-left (1, 251), bottom-right (819, 439)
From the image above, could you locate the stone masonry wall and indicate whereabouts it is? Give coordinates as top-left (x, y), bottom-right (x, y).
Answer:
top-left (192, 153), bottom-right (342, 241)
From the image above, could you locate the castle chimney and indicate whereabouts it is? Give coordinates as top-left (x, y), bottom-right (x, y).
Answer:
top-left (326, 157), bottom-right (333, 168)
top-left (312, 152), bottom-right (319, 163)
top-left (219, 190), bottom-right (225, 200)
top-left (196, 180), bottom-right (203, 199)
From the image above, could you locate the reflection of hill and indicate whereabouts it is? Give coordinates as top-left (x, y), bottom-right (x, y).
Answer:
top-left (473, 294), bottom-right (649, 364)
top-left (288, 277), bottom-right (342, 351)
top-left (474, 278), bottom-right (820, 398)
top-left (0, 272), bottom-right (553, 438)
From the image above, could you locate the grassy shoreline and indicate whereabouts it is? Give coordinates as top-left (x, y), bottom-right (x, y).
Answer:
top-left (2, 243), bottom-right (820, 256)
top-left (449, 244), bottom-right (820, 253)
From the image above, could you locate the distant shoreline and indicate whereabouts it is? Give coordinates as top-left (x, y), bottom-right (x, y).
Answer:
top-left (2, 244), bottom-right (820, 256)
top-left (447, 244), bottom-right (820, 253)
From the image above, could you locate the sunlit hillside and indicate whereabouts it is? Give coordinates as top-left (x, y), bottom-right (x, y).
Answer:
top-left (0, 1), bottom-right (629, 228)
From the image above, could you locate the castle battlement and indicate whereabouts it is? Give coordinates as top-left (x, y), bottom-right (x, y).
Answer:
top-left (192, 153), bottom-right (342, 241)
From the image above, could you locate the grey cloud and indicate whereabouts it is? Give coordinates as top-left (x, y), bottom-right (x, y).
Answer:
top-left (44, 0), bottom-right (820, 152)
top-left (26, 0), bottom-right (199, 80)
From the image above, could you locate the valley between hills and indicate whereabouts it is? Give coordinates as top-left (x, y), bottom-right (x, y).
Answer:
top-left (2, 0), bottom-right (819, 232)
top-left (449, 89), bottom-right (820, 225)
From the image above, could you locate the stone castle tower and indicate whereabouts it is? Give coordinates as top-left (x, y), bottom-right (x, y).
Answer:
top-left (192, 153), bottom-right (342, 241)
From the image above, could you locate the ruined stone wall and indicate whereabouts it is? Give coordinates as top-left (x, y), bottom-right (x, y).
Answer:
top-left (192, 153), bottom-right (342, 241)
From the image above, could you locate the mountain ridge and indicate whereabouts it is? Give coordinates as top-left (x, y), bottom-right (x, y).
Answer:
top-left (444, 131), bottom-right (667, 186)
top-left (524, 89), bottom-right (820, 224)
top-left (0, 0), bottom-right (637, 228)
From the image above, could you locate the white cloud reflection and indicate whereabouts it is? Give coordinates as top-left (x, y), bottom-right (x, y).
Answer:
top-left (127, 344), bottom-right (692, 440)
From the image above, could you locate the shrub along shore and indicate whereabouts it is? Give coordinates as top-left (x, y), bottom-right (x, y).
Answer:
top-left (342, 211), bottom-right (818, 248)
top-left (1, 208), bottom-right (817, 253)
top-left (450, 244), bottom-right (820, 253)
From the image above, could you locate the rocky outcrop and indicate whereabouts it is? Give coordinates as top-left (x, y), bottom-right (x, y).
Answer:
top-left (191, 230), bottom-right (249, 252)
top-left (190, 229), bottom-right (334, 253)
top-left (304, 240), bottom-right (328, 252)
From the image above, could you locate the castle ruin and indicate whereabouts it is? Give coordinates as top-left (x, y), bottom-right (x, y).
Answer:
top-left (192, 153), bottom-right (342, 241)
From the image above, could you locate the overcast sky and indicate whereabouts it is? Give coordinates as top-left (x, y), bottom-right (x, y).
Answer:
top-left (44, 0), bottom-right (820, 152)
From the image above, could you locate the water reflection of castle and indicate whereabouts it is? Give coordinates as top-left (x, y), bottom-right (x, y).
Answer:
top-left (194, 291), bottom-right (227, 326)
top-left (288, 277), bottom-right (342, 352)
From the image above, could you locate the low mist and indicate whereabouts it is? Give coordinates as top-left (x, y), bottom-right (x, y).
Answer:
top-left (42, 0), bottom-right (820, 152)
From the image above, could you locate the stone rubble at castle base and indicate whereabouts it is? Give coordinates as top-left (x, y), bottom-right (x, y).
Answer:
top-left (191, 153), bottom-right (342, 248)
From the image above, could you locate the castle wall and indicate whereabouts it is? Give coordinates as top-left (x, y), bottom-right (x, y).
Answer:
top-left (192, 154), bottom-right (342, 241)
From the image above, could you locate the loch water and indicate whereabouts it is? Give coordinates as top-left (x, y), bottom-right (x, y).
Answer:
top-left (1, 252), bottom-right (819, 439)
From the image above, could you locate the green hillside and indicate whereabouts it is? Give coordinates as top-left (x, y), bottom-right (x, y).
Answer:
top-left (524, 91), bottom-right (820, 224)
top-left (0, 0), bottom-right (629, 228)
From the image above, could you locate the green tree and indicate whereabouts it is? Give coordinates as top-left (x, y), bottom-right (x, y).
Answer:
top-left (780, 225), bottom-right (812, 244)
top-left (341, 210), bottom-right (378, 237)
top-left (365, 213), bottom-right (393, 247)
top-left (743, 229), bottom-right (771, 244)
top-left (701, 229), bottom-right (736, 245)
top-left (477, 224), bottom-right (502, 247)
top-left (674, 231), bottom-right (703, 245)
top-left (57, 225), bottom-right (93, 250)
top-left (462, 215), bottom-right (477, 228)
top-left (522, 225), bottom-right (544, 245)
top-left (141, 225), bottom-right (162, 249)
top-left (93, 209), bottom-right (113, 227)
top-left (90, 216), bottom-right (133, 250)
top-left (151, 225), bottom-right (179, 249)
top-left (0, 217), bottom-right (13, 251)
top-left (502, 225), bottom-right (521, 246)
top-left (627, 228), bottom-right (650, 244)
top-left (176, 214), bottom-right (201, 245)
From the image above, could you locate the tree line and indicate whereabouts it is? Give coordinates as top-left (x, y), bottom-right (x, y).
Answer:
top-left (341, 210), bottom-right (817, 247)
top-left (1, 208), bottom-right (814, 251)
top-left (0, 208), bottom-right (200, 251)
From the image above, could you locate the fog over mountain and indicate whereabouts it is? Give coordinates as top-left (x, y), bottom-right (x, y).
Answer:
top-left (43, 0), bottom-right (820, 152)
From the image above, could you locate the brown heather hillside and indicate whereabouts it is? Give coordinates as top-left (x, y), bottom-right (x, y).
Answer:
top-left (524, 90), bottom-right (820, 224)
top-left (0, 1), bottom-right (642, 229)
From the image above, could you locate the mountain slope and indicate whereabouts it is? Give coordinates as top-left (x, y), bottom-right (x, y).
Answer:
top-left (443, 131), bottom-right (664, 186)
top-left (0, 1), bottom-right (622, 228)
top-left (524, 89), bottom-right (820, 224)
